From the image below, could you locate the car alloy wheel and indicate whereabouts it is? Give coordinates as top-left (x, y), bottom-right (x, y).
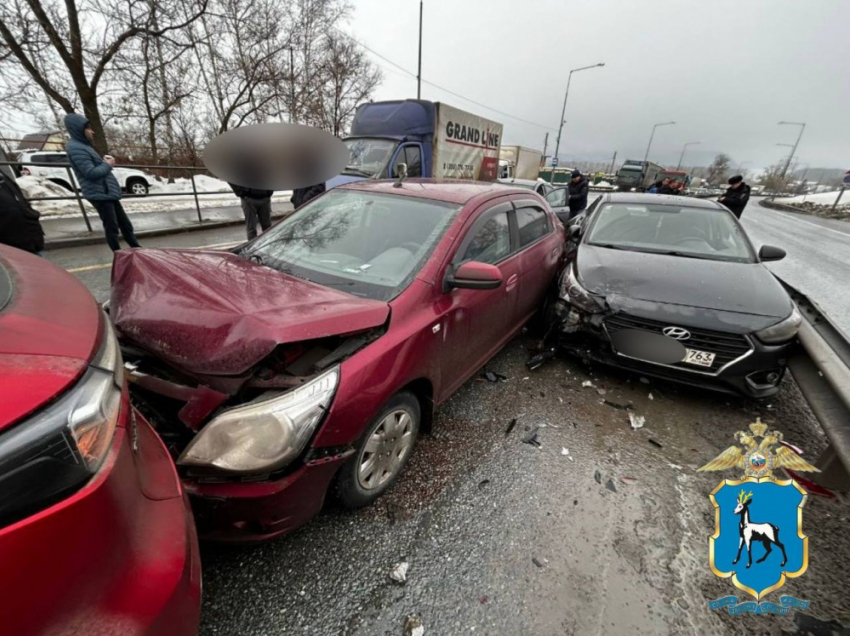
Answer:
top-left (357, 409), bottom-right (415, 490)
top-left (130, 182), bottom-right (148, 196)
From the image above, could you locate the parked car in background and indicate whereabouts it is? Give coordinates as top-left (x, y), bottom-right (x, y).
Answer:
top-left (19, 151), bottom-right (153, 196)
top-left (110, 179), bottom-right (565, 541)
top-left (0, 245), bottom-right (200, 635)
top-left (543, 186), bottom-right (601, 227)
top-left (552, 193), bottom-right (800, 398)
top-left (497, 177), bottom-right (552, 197)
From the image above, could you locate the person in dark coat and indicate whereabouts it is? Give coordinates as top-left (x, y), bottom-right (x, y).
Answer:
top-left (229, 182), bottom-right (274, 240)
top-left (657, 178), bottom-right (678, 195)
top-left (567, 169), bottom-right (589, 218)
top-left (64, 113), bottom-right (141, 251)
top-left (0, 156), bottom-right (45, 255)
top-left (718, 175), bottom-right (752, 219)
top-left (291, 182), bottom-right (326, 210)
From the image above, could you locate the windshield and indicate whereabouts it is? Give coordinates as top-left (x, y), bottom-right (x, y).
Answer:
top-left (246, 190), bottom-right (459, 301)
top-left (586, 203), bottom-right (755, 262)
top-left (343, 138), bottom-right (398, 178)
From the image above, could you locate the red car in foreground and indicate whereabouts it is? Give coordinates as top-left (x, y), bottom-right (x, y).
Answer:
top-left (0, 246), bottom-right (200, 635)
top-left (110, 180), bottom-right (565, 541)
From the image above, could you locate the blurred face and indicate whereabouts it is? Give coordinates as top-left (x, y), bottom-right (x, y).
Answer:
top-left (572, 175), bottom-right (581, 183)
top-left (662, 178), bottom-right (670, 185)
top-left (84, 126), bottom-right (94, 141)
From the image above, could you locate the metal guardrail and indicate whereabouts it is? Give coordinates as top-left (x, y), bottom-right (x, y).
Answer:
top-left (1, 159), bottom-right (233, 232)
top-left (780, 279), bottom-right (850, 490)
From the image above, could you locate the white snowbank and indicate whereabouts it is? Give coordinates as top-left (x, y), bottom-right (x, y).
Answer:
top-left (776, 190), bottom-right (848, 207)
top-left (17, 175), bottom-right (291, 217)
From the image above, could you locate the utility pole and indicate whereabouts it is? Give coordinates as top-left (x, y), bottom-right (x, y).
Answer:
top-left (541, 132), bottom-right (549, 166)
top-left (553, 63), bottom-right (605, 168)
top-left (417, 0), bottom-right (423, 99)
top-left (777, 121), bottom-right (806, 186)
top-left (609, 151), bottom-right (617, 175)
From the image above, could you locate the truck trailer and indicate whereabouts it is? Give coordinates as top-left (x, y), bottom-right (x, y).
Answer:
top-left (498, 146), bottom-right (543, 180)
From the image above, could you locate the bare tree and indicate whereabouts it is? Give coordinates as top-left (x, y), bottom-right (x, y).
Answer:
top-left (304, 33), bottom-right (381, 135)
top-left (0, 0), bottom-right (208, 154)
top-left (705, 153), bottom-right (732, 185)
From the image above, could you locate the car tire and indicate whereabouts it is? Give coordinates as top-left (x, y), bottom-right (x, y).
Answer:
top-left (48, 178), bottom-right (74, 192)
top-left (127, 179), bottom-right (149, 196)
top-left (335, 391), bottom-right (420, 509)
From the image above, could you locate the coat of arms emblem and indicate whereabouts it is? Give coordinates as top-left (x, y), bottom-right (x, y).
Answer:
top-left (698, 418), bottom-right (817, 614)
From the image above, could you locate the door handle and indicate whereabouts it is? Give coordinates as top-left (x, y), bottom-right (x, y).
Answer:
top-left (506, 273), bottom-right (518, 291)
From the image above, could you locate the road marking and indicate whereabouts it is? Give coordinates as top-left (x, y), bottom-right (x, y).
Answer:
top-left (65, 240), bottom-right (243, 273)
top-left (756, 203), bottom-right (850, 238)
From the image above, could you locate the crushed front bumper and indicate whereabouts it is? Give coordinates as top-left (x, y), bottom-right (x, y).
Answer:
top-left (554, 300), bottom-right (795, 399)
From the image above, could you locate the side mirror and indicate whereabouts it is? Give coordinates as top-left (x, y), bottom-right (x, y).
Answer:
top-left (394, 162), bottom-right (408, 178)
top-left (759, 245), bottom-right (786, 262)
top-left (447, 261), bottom-right (503, 291)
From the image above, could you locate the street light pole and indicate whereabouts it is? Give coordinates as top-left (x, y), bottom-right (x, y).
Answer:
top-left (777, 121), bottom-right (806, 185)
top-left (676, 141), bottom-right (700, 170)
top-left (553, 63), bottom-right (605, 167)
top-left (643, 121), bottom-right (675, 166)
top-left (417, 0), bottom-right (423, 99)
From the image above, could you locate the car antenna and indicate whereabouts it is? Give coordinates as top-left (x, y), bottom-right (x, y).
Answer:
top-left (393, 162), bottom-right (408, 188)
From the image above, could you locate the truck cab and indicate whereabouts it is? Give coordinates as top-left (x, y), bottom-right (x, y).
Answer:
top-left (328, 100), bottom-right (435, 190)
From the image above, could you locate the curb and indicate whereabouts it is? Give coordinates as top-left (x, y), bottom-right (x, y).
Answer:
top-left (43, 212), bottom-right (289, 251)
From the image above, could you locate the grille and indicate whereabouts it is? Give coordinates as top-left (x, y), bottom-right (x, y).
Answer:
top-left (605, 314), bottom-right (752, 372)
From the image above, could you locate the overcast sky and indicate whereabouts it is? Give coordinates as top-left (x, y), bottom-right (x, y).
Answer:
top-left (348, 0), bottom-right (849, 172)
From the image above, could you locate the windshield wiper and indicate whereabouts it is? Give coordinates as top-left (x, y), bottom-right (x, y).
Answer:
top-left (591, 243), bottom-right (633, 251)
top-left (342, 166), bottom-right (372, 177)
top-left (651, 250), bottom-right (717, 260)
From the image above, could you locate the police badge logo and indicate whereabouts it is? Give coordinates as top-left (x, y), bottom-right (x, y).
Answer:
top-left (698, 418), bottom-right (816, 615)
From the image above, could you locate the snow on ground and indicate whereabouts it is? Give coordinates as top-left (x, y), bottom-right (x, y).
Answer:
top-left (17, 175), bottom-right (291, 217)
top-left (776, 190), bottom-right (848, 207)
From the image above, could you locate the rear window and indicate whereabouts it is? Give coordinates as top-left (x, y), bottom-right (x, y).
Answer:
top-left (516, 206), bottom-right (550, 246)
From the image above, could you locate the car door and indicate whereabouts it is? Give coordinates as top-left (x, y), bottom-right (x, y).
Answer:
top-left (544, 187), bottom-right (571, 226)
top-left (437, 201), bottom-right (521, 398)
top-left (513, 199), bottom-right (563, 323)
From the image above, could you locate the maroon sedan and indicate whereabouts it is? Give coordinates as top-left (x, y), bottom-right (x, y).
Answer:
top-left (110, 180), bottom-right (564, 541)
top-left (0, 246), bottom-right (200, 635)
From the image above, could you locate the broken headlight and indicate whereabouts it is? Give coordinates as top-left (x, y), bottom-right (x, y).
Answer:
top-left (755, 306), bottom-right (802, 344)
top-left (177, 366), bottom-right (339, 475)
top-left (559, 265), bottom-right (604, 314)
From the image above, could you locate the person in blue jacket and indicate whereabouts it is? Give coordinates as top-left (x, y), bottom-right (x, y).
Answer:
top-left (64, 114), bottom-right (141, 251)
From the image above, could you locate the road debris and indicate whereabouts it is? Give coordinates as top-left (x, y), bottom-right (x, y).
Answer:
top-left (522, 427), bottom-right (542, 448)
top-left (403, 614), bottom-right (424, 636)
top-left (639, 377), bottom-right (650, 385)
top-left (648, 392), bottom-right (654, 401)
top-left (628, 413), bottom-right (645, 430)
top-left (389, 562), bottom-right (409, 585)
top-left (648, 438), bottom-right (663, 448)
top-left (531, 557), bottom-right (544, 569)
top-left (582, 380), bottom-right (594, 388)
top-left (594, 469), bottom-right (603, 484)
top-left (479, 596), bottom-right (489, 605)
top-left (526, 348), bottom-right (556, 370)
top-left (596, 388), bottom-right (607, 396)
top-left (504, 418), bottom-right (517, 437)
top-left (603, 399), bottom-right (634, 411)
top-left (482, 369), bottom-right (508, 383)
top-left (561, 447), bottom-right (569, 456)
top-left (478, 479), bottom-right (490, 490)
top-left (605, 479), bottom-right (617, 493)
top-left (620, 476), bottom-right (637, 484)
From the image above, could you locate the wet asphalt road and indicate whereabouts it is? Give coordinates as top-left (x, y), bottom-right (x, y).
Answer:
top-left (44, 205), bottom-right (850, 636)
top-left (742, 197), bottom-right (850, 335)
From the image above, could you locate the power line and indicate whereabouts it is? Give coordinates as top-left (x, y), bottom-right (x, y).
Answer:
top-left (332, 27), bottom-right (556, 132)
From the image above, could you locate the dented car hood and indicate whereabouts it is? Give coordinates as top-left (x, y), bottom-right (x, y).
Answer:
top-left (111, 249), bottom-right (389, 376)
top-left (576, 245), bottom-right (792, 319)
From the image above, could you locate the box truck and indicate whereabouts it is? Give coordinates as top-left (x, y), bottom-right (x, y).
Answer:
top-left (498, 146), bottom-right (543, 180)
top-left (327, 100), bottom-right (503, 189)
top-left (615, 159), bottom-right (665, 192)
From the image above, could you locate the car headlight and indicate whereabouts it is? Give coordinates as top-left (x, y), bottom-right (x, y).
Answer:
top-left (177, 367), bottom-right (339, 475)
top-left (559, 265), bottom-right (604, 314)
top-left (755, 306), bottom-right (802, 344)
top-left (0, 314), bottom-right (122, 527)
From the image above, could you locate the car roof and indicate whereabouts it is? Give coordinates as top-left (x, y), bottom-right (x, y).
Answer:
top-left (340, 178), bottom-right (528, 205)
top-left (497, 178), bottom-right (540, 187)
top-left (598, 192), bottom-right (724, 209)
